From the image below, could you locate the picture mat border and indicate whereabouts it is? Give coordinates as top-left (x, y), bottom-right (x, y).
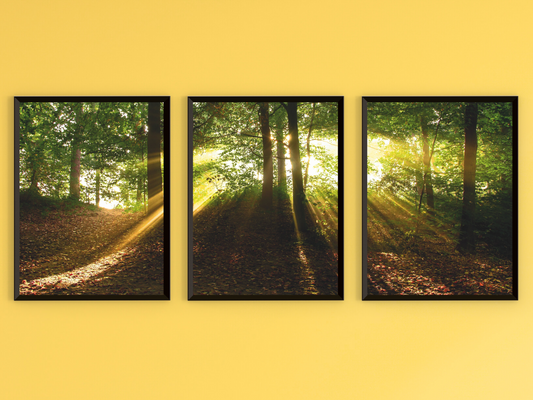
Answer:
top-left (362, 96), bottom-right (518, 301)
top-left (14, 96), bottom-right (171, 301)
top-left (188, 96), bottom-right (344, 300)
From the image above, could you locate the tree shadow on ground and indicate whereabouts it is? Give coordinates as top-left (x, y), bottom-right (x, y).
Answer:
top-left (193, 188), bottom-right (338, 296)
top-left (366, 191), bottom-right (513, 296)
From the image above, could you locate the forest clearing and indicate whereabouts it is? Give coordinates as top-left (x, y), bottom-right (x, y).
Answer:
top-left (19, 197), bottom-right (164, 296)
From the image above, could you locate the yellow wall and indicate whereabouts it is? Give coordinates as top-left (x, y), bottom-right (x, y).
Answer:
top-left (1, 1), bottom-right (532, 399)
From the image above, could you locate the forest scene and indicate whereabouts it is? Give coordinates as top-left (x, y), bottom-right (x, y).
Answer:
top-left (365, 99), bottom-right (516, 297)
top-left (16, 99), bottom-right (167, 297)
top-left (191, 99), bottom-right (342, 297)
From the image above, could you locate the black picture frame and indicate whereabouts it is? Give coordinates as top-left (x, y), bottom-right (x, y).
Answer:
top-left (189, 96), bottom-right (344, 300)
top-left (15, 96), bottom-right (170, 300)
top-left (363, 96), bottom-right (518, 300)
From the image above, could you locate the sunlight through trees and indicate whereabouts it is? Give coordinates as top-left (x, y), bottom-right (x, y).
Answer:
top-left (191, 98), bottom-right (342, 298)
top-left (365, 98), bottom-right (516, 298)
top-left (16, 98), bottom-right (168, 298)
top-left (19, 101), bottom-right (165, 211)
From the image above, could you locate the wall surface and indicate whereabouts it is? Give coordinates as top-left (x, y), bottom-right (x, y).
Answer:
top-left (1, 1), bottom-right (532, 399)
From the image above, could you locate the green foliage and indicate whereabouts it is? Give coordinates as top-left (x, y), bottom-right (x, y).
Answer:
top-left (18, 101), bottom-right (164, 210)
top-left (20, 189), bottom-right (101, 218)
top-left (273, 185), bottom-right (290, 200)
top-left (305, 146), bottom-right (338, 196)
top-left (367, 101), bottom-right (514, 257)
top-left (191, 100), bottom-right (339, 252)
top-left (192, 101), bottom-right (339, 198)
top-left (122, 201), bottom-right (146, 213)
top-left (367, 156), bottom-right (377, 175)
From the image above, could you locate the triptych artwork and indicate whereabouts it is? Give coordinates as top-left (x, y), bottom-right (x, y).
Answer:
top-left (14, 96), bottom-right (518, 300)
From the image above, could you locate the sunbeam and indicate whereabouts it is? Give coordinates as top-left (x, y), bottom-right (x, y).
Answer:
top-left (193, 191), bottom-right (217, 215)
top-left (306, 188), bottom-right (339, 253)
top-left (298, 245), bottom-right (318, 295)
top-left (20, 206), bottom-right (164, 294)
top-left (20, 250), bottom-right (130, 291)
top-left (115, 206), bottom-right (164, 250)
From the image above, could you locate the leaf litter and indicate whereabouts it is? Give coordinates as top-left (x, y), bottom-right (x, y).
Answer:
top-left (193, 191), bottom-right (338, 296)
top-left (367, 245), bottom-right (513, 296)
top-left (19, 206), bottom-right (164, 296)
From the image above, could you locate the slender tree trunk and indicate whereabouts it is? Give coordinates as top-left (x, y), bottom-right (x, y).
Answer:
top-left (421, 115), bottom-right (434, 213)
top-left (137, 171), bottom-right (143, 203)
top-left (147, 102), bottom-right (163, 216)
top-left (54, 181), bottom-right (61, 199)
top-left (29, 167), bottom-right (39, 194)
top-left (137, 133), bottom-right (144, 205)
top-left (69, 145), bottom-right (81, 200)
top-left (275, 116), bottom-right (286, 188)
top-left (69, 104), bottom-right (82, 200)
top-left (259, 102), bottom-right (273, 208)
top-left (288, 102), bottom-right (306, 232)
top-left (412, 131), bottom-right (423, 197)
top-left (95, 168), bottom-right (101, 207)
top-left (457, 103), bottom-right (478, 253)
top-left (303, 102), bottom-right (316, 192)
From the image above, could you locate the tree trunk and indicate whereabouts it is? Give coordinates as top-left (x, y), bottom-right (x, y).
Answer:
top-left (457, 102), bottom-right (479, 254)
top-left (69, 145), bottom-right (81, 200)
top-left (421, 115), bottom-right (434, 213)
top-left (288, 102), bottom-right (306, 232)
top-left (275, 114), bottom-right (286, 189)
top-left (137, 133), bottom-right (144, 205)
top-left (95, 168), bottom-right (101, 207)
top-left (69, 104), bottom-right (82, 201)
top-left (54, 181), bottom-right (61, 199)
top-left (412, 131), bottom-right (423, 197)
top-left (259, 102), bottom-right (273, 208)
top-left (137, 173), bottom-right (143, 203)
top-left (303, 102), bottom-right (316, 191)
top-left (29, 167), bottom-right (39, 194)
top-left (147, 102), bottom-right (163, 216)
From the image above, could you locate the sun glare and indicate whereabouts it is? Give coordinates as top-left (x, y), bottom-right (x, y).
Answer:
top-left (100, 199), bottom-right (119, 209)
top-left (306, 156), bottom-right (321, 177)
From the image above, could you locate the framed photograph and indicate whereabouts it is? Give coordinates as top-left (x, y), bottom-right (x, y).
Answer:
top-left (15, 96), bottom-right (170, 300)
top-left (189, 96), bottom-right (343, 300)
top-left (363, 96), bottom-right (518, 300)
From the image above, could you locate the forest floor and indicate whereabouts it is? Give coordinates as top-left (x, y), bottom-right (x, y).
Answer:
top-left (193, 190), bottom-right (339, 296)
top-left (367, 195), bottom-right (514, 296)
top-left (18, 200), bottom-right (164, 296)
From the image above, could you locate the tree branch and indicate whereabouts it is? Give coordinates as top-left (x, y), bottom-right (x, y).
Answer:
top-left (269, 104), bottom-right (283, 117)
top-left (249, 146), bottom-right (288, 160)
top-left (248, 147), bottom-right (262, 159)
top-left (240, 132), bottom-right (262, 139)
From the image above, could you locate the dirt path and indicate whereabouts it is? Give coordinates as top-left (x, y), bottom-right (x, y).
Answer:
top-left (193, 191), bottom-right (339, 296)
top-left (19, 207), bottom-right (165, 296)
